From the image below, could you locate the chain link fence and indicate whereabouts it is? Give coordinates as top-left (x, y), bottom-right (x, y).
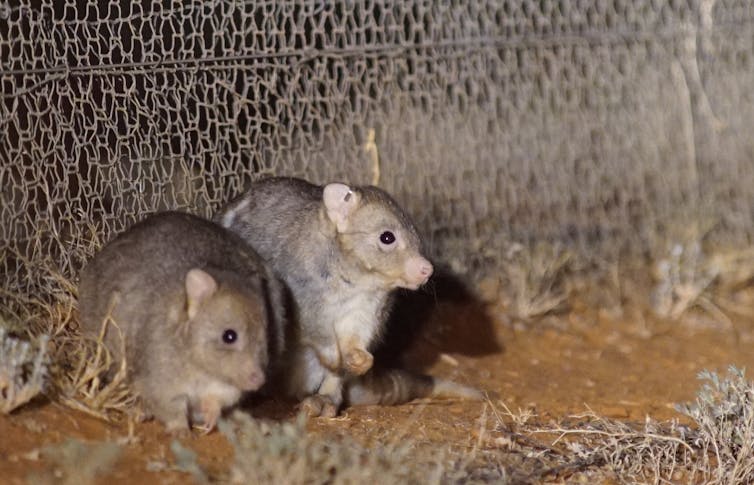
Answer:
top-left (3, 1), bottom-right (754, 310)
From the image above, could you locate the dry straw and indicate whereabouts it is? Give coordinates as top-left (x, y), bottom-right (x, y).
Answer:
top-left (2, 246), bottom-right (139, 420)
top-left (52, 309), bottom-right (139, 421)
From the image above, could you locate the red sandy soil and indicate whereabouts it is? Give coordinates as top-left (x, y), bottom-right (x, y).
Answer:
top-left (2, 282), bottom-right (753, 484)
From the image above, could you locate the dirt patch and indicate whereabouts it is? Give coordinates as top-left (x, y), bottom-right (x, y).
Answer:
top-left (2, 284), bottom-right (754, 483)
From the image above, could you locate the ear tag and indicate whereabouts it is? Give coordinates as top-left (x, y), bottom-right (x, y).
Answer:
top-left (323, 183), bottom-right (359, 233)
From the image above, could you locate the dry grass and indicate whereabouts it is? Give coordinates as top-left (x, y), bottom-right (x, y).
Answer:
top-left (527, 410), bottom-right (694, 483)
top-left (651, 240), bottom-right (720, 320)
top-left (498, 241), bottom-right (574, 322)
top-left (44, 275), bottom-right (138, 421)
top-left (477, 367), bottom-right (754, 484)
top-left (648, 216), bottom-right (754, 325)
top-left (650, 238), bottom-right (754, 334)
top-left (52, 313), bottom-right (138, 421)
top-left (483, 401), bottom-right (695, 483)
top-left (209, 411), bottom-right (506, 484)
top-left (1, 248), bottom-right (138, 420)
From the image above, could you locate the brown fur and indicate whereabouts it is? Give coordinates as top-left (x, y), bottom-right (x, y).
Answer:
top-left (78, 211), bottom-right (284, 432)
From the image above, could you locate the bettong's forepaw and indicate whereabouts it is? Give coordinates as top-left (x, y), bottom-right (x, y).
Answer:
top-left (299, 395), bottom-right (338, 418)
top-left (343, 348), bottom-right (373, 376)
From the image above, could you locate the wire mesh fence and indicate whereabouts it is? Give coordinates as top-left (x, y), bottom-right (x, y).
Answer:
top-left (3, 1), bottom-right (754, 310)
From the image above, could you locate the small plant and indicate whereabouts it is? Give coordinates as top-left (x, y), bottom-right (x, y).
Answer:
top-left (483, 403), bottom-right (693, 484)
top-left (212, 411), bottom-right (498, 484)
top-left (481, 368), bottom-right (754, 483)
top-left (219, 412), bottom-right (438, 484)
top-left (0, 327), bottom-right (49, 413)
top-left (676, 366), bottom-right (754, 484)
top-left (27, 438), bottom-right (122, 485)
top-left (500, 241), bottom-right (573, 321)
top-left (651, 240), bottom-right (719, 320)
top-left (650, 239), bottom-right (754, 328)
top-left (170, 440), bottom-right (210, 484)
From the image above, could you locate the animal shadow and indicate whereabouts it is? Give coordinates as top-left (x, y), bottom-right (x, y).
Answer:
top-left (374, 264), bottom-right (502, 370)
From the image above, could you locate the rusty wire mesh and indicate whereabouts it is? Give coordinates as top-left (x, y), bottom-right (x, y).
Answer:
top-left (2, 1), bottom-right (754, 311)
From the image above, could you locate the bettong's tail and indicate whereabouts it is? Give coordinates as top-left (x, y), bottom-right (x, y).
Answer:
top-left (344, 368), bottom-right (483, 406)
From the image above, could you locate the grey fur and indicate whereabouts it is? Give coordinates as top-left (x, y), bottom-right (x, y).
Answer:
top-left (344, 369), bottom-right (484, 406)
top-left (216, 177), bottom-right (444, 415)
top-left (78, 211), bottom-right (284, 432)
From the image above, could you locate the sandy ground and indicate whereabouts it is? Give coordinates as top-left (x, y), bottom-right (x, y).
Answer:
top-left (2, 276), bottom-right (754, 484)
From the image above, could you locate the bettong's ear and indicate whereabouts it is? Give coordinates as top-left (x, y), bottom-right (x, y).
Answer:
top-left (185, 268), bottom-right (218, 319)
top-left (323, 183), bottom-right (360, 232)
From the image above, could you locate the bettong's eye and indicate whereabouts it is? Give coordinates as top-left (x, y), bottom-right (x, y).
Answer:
top-left (222, 329), bottom-right (238, 344)
top-left (379, 231), bottom-right (396, 245)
